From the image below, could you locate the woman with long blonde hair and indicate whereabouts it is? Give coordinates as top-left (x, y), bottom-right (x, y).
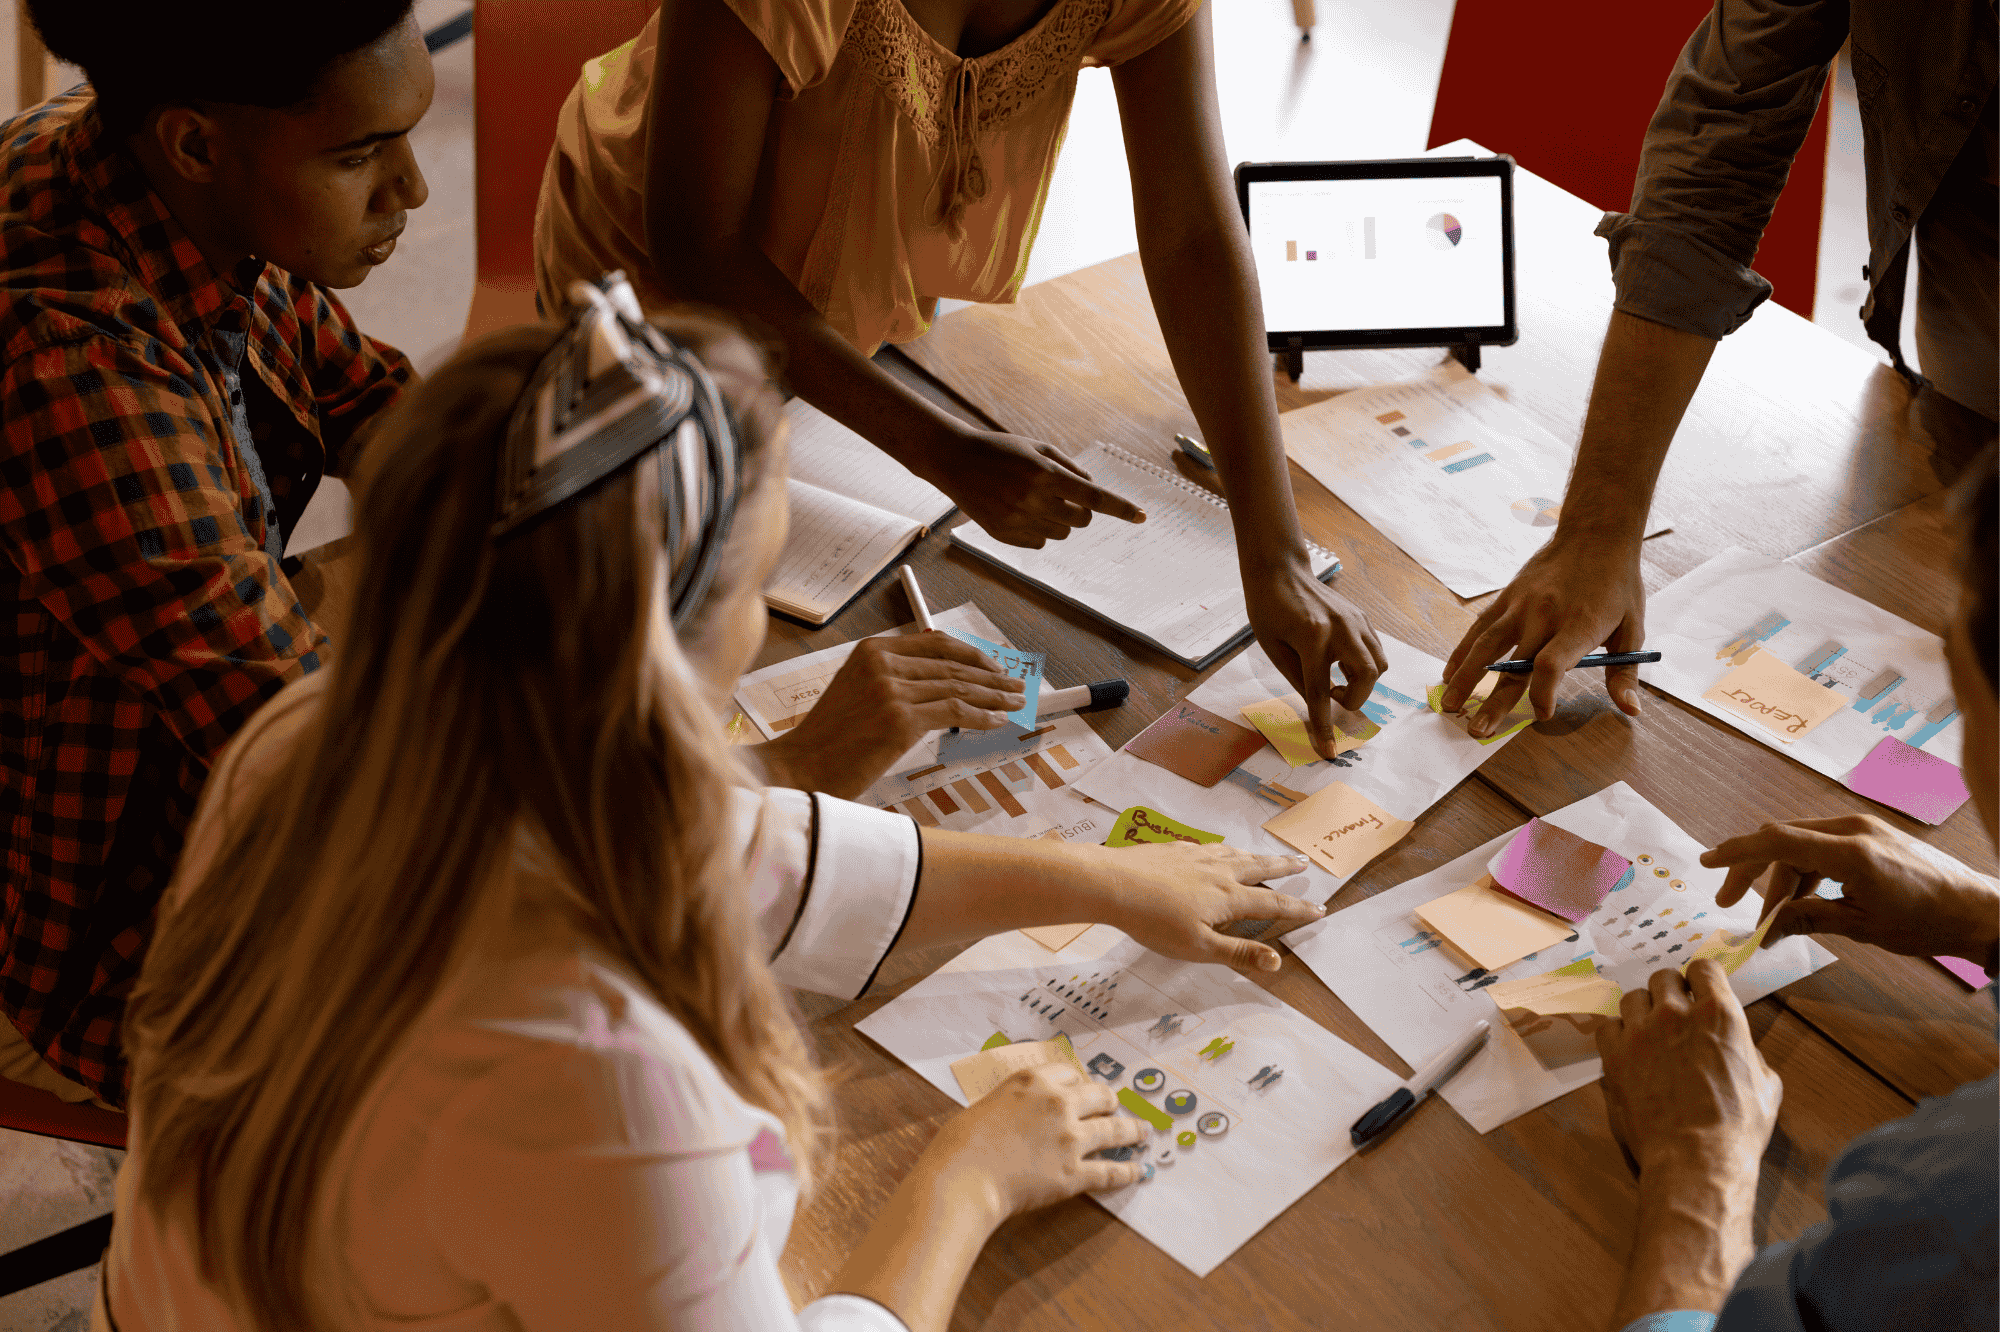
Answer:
top-left (99, 278), bottom-right (1321, 1331)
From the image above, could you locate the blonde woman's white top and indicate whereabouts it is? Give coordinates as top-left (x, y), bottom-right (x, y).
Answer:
top-left (96, 669), bottom-right (921, 1331)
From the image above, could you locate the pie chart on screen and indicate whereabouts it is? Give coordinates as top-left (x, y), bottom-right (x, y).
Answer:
top-left (1511, 496), bottom-right (1562, 527)
top-left (1427, 213), bottom-right (1463, 249)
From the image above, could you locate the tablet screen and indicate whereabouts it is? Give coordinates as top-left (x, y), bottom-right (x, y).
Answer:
top-left (1246, 174), bottom-right (1507, 336)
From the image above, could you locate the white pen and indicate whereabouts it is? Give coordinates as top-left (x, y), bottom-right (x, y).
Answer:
top-left (899, 565), bottom-right (935, 632)
top-left (1348, 1020), bottom-right (1491, 1148)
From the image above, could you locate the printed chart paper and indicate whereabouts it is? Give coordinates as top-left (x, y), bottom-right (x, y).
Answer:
top-left (1640, 547), bottom-right (1967, 819)
top-left (856, 926), bottom-right (1403, 1276)
top-left (1283, 783), bottom-right (1836, 1131)
top-left (1278, 361), bottom-right (1667, 597)
top-left (1081, 634), bottom-right (1528, 907)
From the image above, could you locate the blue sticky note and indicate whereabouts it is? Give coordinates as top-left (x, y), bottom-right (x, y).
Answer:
top-left (946, 630), bottom-right (1043, 728)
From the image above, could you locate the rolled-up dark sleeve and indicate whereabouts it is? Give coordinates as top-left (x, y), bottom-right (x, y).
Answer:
top-left (1598, 0), bottom-right (1847, 340)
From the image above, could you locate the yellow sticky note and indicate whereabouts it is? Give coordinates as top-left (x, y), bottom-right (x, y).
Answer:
top-left (1262, 781), bottom-right (1413, 877)
top-left (1487, 958), bottom-right (1623, 1071)
top-left (1484, 957), bottom-right (1624, 1018)
top-left (1413, 874), bottom-right (1576, 971)
top-left (1701, 648), bottom-right (1846, 743)
top-left (1427, 680), bottom-right (1534, 745)
top-left (1684, 874), bottom-right (1787, 975)
top-left (1240, 697), bottom-right (1320, 766)
top-left (949, 1032), bottom-right (1086, 1102)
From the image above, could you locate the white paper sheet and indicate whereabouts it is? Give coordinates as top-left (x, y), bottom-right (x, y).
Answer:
top-left (1639, 547), bottom-right (1965, 781)
top-left (1283, 783), bottom-right (1836, 1132)
top-left (855, 925), bottom-right (1403, 1277)
top-left (1075, 635), bottom-right (1522, 906)
top-left (1278, 361), bottom-right (1665, 597)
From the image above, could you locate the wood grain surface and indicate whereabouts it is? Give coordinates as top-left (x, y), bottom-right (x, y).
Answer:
top-left (759, 154), bottom-right (1994, 1326)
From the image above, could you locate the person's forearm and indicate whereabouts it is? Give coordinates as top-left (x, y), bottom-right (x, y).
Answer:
top-left (1138, 228), bottom-right (1311, 575)
top-left (1559, 310), bottom-right (1719, 549)
top-left (653, 238), bottom-right (964, 478)
top-left (745, 738), bottom-right (871, 801)
top-left (892, 831), bottom-right (1129, 954)
top-left (1609, 1150), bottom-right (1760, 1329)
top-left (829, 1157), bottom-right (1001, 1332)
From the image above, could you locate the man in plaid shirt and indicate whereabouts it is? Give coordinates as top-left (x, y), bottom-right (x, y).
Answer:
top-left (0, 2), bottom-right (432, 1105)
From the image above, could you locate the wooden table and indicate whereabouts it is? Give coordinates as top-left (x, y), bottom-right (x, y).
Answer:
top-left (763, 151), bottom-right (1996, 1330)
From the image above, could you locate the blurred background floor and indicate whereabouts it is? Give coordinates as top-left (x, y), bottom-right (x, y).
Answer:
top-left (0, 1), bottom-right (1903, 1325)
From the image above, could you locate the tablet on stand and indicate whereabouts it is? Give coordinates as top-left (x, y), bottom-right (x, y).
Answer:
top-left (1234, 155), bottom-right (1518, 382)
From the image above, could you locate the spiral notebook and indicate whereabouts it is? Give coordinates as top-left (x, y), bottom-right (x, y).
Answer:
top-left (950, 442), bottom-right (1341, 669)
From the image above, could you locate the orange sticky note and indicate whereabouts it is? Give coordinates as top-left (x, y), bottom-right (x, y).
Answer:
top-left (1240, 697), bottom-right (1320, 766)
top-left (1262, 782), bottom-right (1413, 877)
top-left (1413, 873), bottom-right (1576, 971)
top-left (1702, 648), bottom-right (1845, 743)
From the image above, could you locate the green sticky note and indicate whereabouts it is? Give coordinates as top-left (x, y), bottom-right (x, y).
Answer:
top-left (981, 1031), bottom-right (1012, 1051)
top-left (1118, 1087), bottom-right (1174, 1131)
top-left (1427, 682), bottom-right (1534, 745)
top-left (1105, 806), bottom-right (1224, 849)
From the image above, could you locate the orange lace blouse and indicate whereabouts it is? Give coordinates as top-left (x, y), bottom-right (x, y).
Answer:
top-left (535, 0), bottom-right (1203, 353)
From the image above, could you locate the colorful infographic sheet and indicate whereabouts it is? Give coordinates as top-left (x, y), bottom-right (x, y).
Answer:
top-left (1640, 547), bottom-right (1967, 822)
top-left (731, 603), bottom-right (1115, 832)
top-left (1075, 633), bottom-right (1525, 906)
top-left (1278, 361), bottom-right (1668, 597)
top-left (855, 925), bottom-right (1403, 1277)
top-left (1283, 783), bottom-right (1836, 1132)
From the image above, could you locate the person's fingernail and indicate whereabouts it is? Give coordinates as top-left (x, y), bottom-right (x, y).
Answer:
top-left (1313, 902), bottom-right (1327, 915)
top-left (1469, 717), bottom-right (1493, 738)
top-left (1259, 951), bottom-right (1281, 972)
top-left (1442, 692), bottom-right (1461, 712)
top-left (1289, 855), bottom-right (1310, 870)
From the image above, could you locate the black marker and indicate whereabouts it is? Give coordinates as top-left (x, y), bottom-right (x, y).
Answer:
top-left (1485, 650), bottom-right (1663, 675)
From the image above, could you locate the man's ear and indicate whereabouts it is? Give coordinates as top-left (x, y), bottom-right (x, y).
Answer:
top-left (149, 105), bottom-right (224, 184)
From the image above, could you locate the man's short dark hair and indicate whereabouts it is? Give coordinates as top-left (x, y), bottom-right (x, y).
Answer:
top-left (1960, 444), bottom-right (1998, 698)
top-left (27, 1), bottom-right (419, 138)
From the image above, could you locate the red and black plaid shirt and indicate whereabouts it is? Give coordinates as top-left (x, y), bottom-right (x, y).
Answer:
top-left (0, 91), bottom-right (413, 1104)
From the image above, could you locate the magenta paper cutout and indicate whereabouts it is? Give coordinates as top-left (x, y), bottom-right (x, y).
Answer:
top-left (1487, 818), bottom-right (1635, 924)
top-left (1842, 736), bottom-right (1971, 826)
top-left (1934, 955), bottom-right (1992, 990)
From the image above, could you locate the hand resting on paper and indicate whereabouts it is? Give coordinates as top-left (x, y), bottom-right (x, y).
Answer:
top-left (754, 631), bottom-right (1025, 799)
top-left (933, 425), bottom-right (1146, 548)
top-left (1439, 534), bottom-right (1648, 738)
top-left (1246, 562), bottom-right (1387, 759)
top-left (1704, 814), bottom-right (2000, 971)
top-left (1596, 962), bottom-right (1784, 1177)
top-left (921, 1063), bottom-right (1151, 1222)
top-left (1085, 843), bottom-right (1322, 973)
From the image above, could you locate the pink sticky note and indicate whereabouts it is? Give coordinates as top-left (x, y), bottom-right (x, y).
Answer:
top-left (1843, 736), bottom-right (1971, 826)
top-left (1488, 818), bottom-right (1635, 924)
top-left (1935, 955), bottom-right (1993, 990)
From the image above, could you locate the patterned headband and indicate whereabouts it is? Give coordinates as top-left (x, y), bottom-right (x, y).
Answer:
top-left (491, 274), bottom-right (744, 625)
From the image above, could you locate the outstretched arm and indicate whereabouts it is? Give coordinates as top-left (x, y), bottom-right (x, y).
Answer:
top-left (642, 0), bottom-right (1142, 547)
top-left (1439, 311), bottom-right (1716, 736)
top-left (1110, 8), bottom-right (1386, 755)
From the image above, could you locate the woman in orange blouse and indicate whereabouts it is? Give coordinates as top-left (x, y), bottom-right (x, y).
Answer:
top-left (537, 0), bottom-right (1386, 748)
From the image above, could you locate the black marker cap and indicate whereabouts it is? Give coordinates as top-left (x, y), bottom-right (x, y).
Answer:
top-left (1087, 679), bottom-right (1130, 709)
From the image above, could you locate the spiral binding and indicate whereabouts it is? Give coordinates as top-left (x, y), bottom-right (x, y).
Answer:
top-left (1092, 442), bottom-right (1341, 569)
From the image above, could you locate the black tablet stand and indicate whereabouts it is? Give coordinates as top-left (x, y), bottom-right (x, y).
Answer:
top-left (1276, 336), bottom-right (1481, 383)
